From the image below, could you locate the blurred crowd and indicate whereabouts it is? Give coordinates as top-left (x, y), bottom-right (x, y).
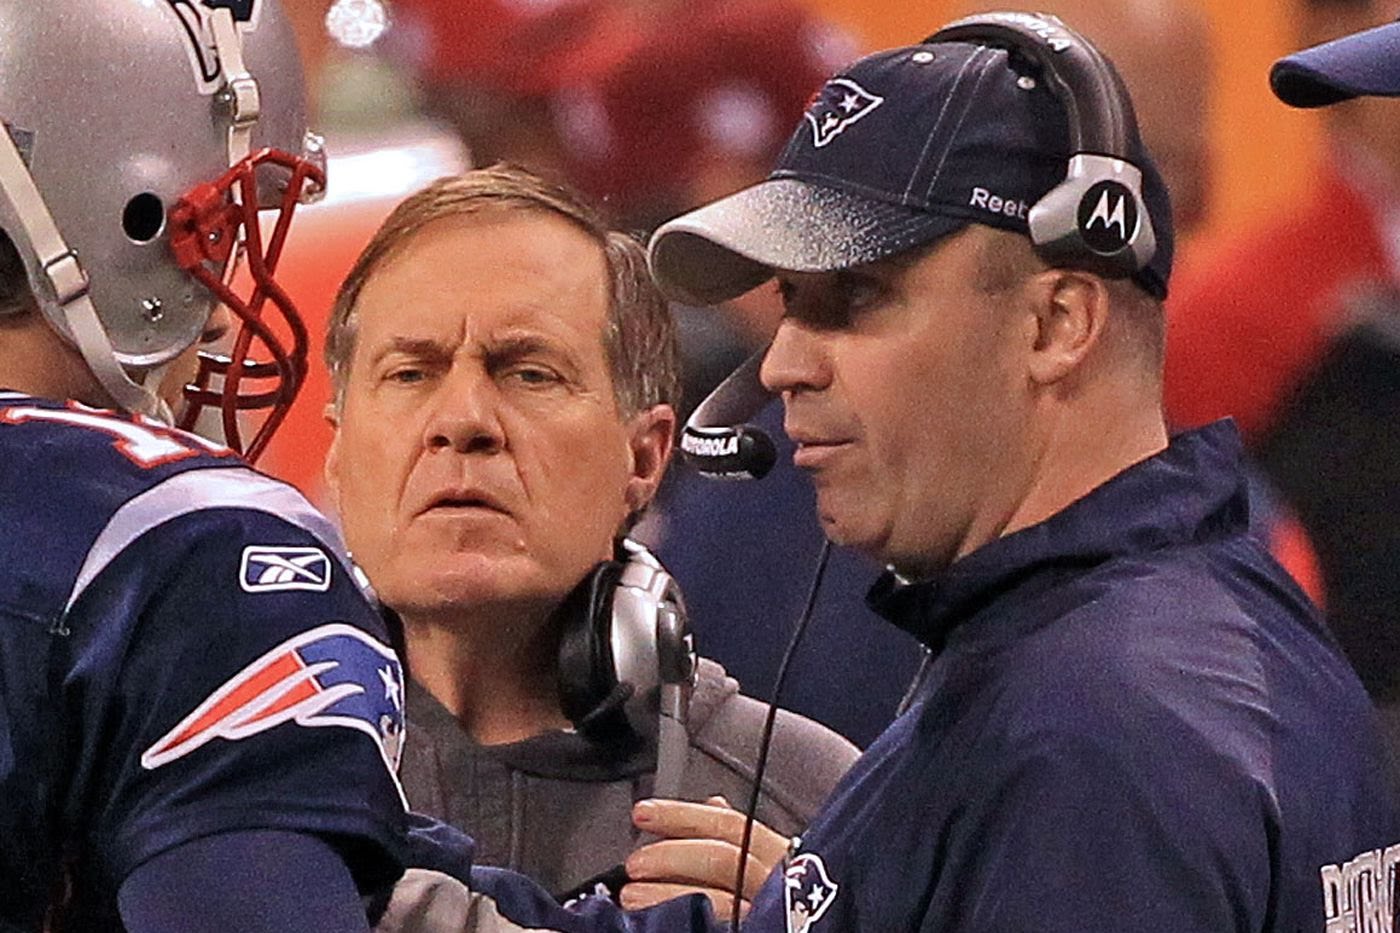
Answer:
top-left (260, 0), bottom-right (1400, 753)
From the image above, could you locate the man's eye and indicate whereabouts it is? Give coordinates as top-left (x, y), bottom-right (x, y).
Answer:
top-left (386, 367), bottom-right (427, 385)
top-left (841, 276), bottom-right (883, 311)
top-left (504, 365), bottom-right (561, 387)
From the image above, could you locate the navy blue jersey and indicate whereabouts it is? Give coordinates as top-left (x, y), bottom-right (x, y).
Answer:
top-left (0, 393), bottom-right (408, 930)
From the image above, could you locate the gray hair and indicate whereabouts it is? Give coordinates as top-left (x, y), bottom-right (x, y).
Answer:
top-left (325, 164), bottom-right (680, 417)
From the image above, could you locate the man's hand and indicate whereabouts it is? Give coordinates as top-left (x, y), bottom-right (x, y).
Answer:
top-left (622, 796), bottom-right (791, 919)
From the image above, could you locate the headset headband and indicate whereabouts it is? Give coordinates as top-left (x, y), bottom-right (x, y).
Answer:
top-left (926, 12), bottom-right (1142, 159)
top-left (928, 12), bottom-right (1157, 280)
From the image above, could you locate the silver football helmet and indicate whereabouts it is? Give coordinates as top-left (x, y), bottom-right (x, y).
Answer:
top-left (0, 0), bottom-right (326, 460)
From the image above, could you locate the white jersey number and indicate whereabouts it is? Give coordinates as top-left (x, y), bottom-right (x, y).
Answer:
top-left (0, 404), bottom-right (229, 468)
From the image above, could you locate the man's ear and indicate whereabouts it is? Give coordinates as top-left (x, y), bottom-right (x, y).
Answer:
top-left (624, 403), bottom-right (677, 513)
top-left (1025, 270), bottom-right (1112, 386)
top-left (323, 402), bottom-right (342, 514)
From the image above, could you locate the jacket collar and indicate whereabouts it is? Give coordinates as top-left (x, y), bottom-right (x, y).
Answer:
top-left (868, 420), bottom-right (1249, 651)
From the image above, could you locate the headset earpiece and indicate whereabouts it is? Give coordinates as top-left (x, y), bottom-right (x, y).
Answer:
top-left (555, 541), bottom-right (695, 740)
top-left (925, 12), bottom-right (1157, 280)
top-left (1029, 155), bottom-right (1155, 279)
top-left (556, 559), bottom-right (629, 730)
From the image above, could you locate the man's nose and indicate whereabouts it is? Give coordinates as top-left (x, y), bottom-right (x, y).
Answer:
top-left (760, 317), bottom-right (831, 395)
top-left (422, 370), bottom-right (505, 455)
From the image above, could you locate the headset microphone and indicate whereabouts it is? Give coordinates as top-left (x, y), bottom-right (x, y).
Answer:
top-left (680, 346), bottom-right (777, 481)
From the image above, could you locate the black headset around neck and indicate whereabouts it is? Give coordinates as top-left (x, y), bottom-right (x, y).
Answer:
top-left (555, 539), bottom-right (696, 795)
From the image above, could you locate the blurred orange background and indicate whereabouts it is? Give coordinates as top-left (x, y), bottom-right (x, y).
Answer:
top-left (259, 0), bottom-right (1331, 500)
top-left (806, 0), bottom-right (1323, 247)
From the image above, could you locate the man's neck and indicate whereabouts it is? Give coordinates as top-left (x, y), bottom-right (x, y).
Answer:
top-left (884, 368), bottom-right (1170, 583)
top-left (402, 607), bottom-right (573, 746)
top-left (0, 314), bottom-right (107, 406)
top-left (1000, 373), bottom-right (1169, 546)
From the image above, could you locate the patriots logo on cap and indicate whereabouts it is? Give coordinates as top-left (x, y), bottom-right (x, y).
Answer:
top-left (804, 78), bottom-right (884, 148)
top-left (141, 623), bottom-right (406, 780)
top-left (784, 852), bottom-right (839, 933)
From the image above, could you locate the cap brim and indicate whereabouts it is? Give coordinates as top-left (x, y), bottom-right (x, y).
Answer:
top-left (1272, 21), bottom-right (1400, 108)
top-left (648, 178), bottom-right (965, 306)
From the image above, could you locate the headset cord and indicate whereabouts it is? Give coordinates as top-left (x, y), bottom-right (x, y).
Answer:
top-left (730, 538), bottom-right (833, 930)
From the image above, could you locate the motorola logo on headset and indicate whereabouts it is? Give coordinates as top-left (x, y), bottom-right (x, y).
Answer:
top-left (681, 432), bottom-right (740, 459)
top-left (1076, 181), bottom-right (1139, 255)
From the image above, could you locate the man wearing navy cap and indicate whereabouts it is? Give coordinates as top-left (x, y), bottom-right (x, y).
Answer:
top-left (644, 11), bottom-right (1400, 933)
top-left (375, 15), bottom-right (1400, 932)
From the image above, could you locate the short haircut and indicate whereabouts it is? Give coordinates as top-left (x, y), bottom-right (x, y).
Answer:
top-left (0, 230), bottom-right (35, 319)
top-left (966, 225), bottom-right (1166, 375)
top-left (325, 164), bottom-right (680, 418)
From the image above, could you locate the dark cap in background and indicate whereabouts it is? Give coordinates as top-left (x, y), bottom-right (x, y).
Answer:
top-left (649, 40), bottom-right (1174, 306)
top-left (1271, 20), bottom-right (1400, 107)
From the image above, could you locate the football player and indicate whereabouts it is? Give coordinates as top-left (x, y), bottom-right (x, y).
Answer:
top-left (0, 2), bottom-right (413, 930)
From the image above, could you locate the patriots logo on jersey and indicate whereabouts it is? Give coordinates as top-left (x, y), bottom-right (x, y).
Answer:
top-left (804, 78), bottom-right (883, 148)
top-left (784, 852), bottom-right (838, 933)
top-left (240, 545), bottom-right (333, 593)
top-left (163, 0), bottom-right (263, 92)
top-left (141, 623), bottom-right (405, 777)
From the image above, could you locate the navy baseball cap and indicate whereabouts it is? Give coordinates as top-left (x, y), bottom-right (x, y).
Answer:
top-left (1271, 20), bottom-right (1400, 107)
top-left (649, 41), bottom-right (1174, 305)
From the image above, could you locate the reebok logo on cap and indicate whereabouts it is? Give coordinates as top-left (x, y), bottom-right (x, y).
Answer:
top-left (970, 187), bottom-right (1030, 220)
top-left (804, 78), bottom-right (883, 148)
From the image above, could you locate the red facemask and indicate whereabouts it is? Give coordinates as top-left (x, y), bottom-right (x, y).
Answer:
top-left (167, 146), bottom-right (326, 463)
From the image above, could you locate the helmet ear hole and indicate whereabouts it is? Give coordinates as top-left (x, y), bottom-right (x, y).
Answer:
top-left (122, 193), bottom-right (166, 244)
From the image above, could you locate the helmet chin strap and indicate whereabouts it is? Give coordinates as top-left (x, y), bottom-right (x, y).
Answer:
top-left (210, 8), bottom-right (260, 185)
top-left (0, 119), bottom-right (169, 422)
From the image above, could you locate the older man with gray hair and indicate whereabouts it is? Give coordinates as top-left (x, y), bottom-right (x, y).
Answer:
top-left (322, 163), bottom-right (855, 917)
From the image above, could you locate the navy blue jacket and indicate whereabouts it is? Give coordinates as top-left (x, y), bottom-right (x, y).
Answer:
top-left (739, 420), bottom-right (1400, 931)
top-left (417, 422), bottom-right (1400, 932)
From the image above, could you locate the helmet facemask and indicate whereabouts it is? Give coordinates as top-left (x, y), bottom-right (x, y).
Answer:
top-left (169, 144), bottom-right (326, 463)
top-left (0, 1), bottom-right (323, 462)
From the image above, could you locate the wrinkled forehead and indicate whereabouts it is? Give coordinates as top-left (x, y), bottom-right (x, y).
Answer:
top-left (350, 296), bottom-right (614, 366)
top-left (357, 211), bottom-right (612, 327)
top-left (350, 289), bottom-right (611, 390)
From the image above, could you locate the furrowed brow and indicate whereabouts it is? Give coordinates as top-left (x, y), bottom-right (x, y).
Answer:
top-left (483, 332), bottom-right (579, 367)
top-left (371, 336), bottom-right (454, 367)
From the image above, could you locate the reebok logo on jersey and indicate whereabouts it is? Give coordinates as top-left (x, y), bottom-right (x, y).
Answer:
top-left (141, 623), bottom-right (406, 777)
top-left (240, 546), bottom-right (332, 593)
top-left (784, 853), bottom-right (838, 933)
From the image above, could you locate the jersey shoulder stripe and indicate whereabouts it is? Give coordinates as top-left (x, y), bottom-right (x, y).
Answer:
top-left (65, 465), bottom-right (353, 613)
